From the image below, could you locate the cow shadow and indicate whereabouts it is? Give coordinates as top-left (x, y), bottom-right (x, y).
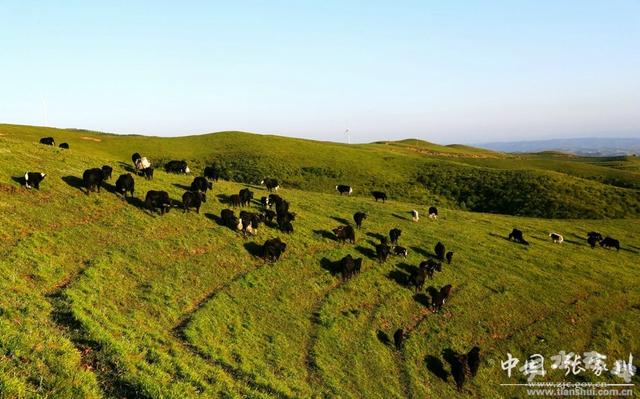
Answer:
top-left (243, 242), bottom-right (263, 257)
top-left (387, 270), bottom-right (408, 287)
top-left (172, 183), bottom-right (191, 191)
top-left (619, 247), bottom-right (639, 254)
top-left (330, 216), bottom-right (351, 225)
top-left (488, 232), bottom-right (511, 242)
top-left (11, 176), bottom-right (26, 186)
top-left (124, 196), bottom-right (151, 215)
top-left (442, 348), bottom-right (460, 371)
top-left (391, 213), bottom-right (410, 221)
top-left (414, 293), bottom-right (431, 307)
top-left (376, 330), bottom-right (392, 346)
top-left (320, 257), bottom-right (341, 276)
top-left (425, 355), bottom-right (449, 382)
top-left (355, 245), bottom-right (376, 260)
top-left (205, 213), bottom-right (223, 226)
top-left (313, 229), bottom-right (336, 241)
top-left (410, 246), bottom-right (436, 259)
top-left (118, 162), bottom-right (137, 174)
top-left (366, 232), bottom-right (386, 242)
top-left (216, 194), bottom-right (231, 204)
top-left (397, 262), bottom-right (418, 275)
top-left (61, 176), bottom-right (86, 193)
top-left (102, 182), bottom-right (117, 194)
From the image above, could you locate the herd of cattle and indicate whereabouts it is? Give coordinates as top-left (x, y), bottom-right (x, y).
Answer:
top-left (21, 136), bottom-right (625, 392)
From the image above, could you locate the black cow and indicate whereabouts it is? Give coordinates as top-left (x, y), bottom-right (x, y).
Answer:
top-left (115, 173), bottom-right (134, 198)
top-left (332, 225), bottom-right (355, 243)
top-left (101, 165), bottom-right (113, 180)
top-left (419, 259), bottom-right (441, 280)
top-left (59, 143), bottom-right (69, 149)
top-left (587, 232), bottom-right (603, 241)
top-left (276, 211), bottom-right (295, 233)
top-left (229, 194), bottom-right (241, 207)
top-left (145, 190), bottom-right (172, 214)
top-left (375, 243), bottom-right (391, 262)
top-left (428, 206), bottom-right (438, 219)
top-left (409, 268), bottom-right (427, 292)
top-left (393, 246), bottom-right (408, 257)
top-left (393, 329), bottom-right (405, 350)
top-left (389, 228), bottom-right (401, 245)
top-left (142, 167), bottom-right (154, 180)
top-left (261, 196), bottom-right (271, 208)
top-left (83, 168), bottom-right (104, 194)
top-left (275, 199), bottom-right (290, 214)
top-left (221, 209), bottom-right (242, 230)
top-left (240, 211), bottom-right (263, 234)
top-left (261, 178), bottom-right (280, 192)
top-left (165, 160), bottom-right (190, 174)
top-left (262, 238), bottom-right (286, 262)
top-left (339, 254), bottom-right (362, 280)
top-left (24, 172), bottom-right (46, 189)
top-left (191, 176), bottom-right (212, 193)
top-left (587, 235), bottom-right (599, 248)
top-left (132, 153), bottom-right (141, 165)
top-left (467, 346), bottom-right (481, 378)
top-left (435, 242), bottom-right (445, 261)
top-left (203, 166), bottom-right (219, 181)
top-left (269, 194), bottom-right (283, 206)
top-left (40, 137), bottom-right (55, 146)
top-left (372, 191), bottom-right (387, 203)
top-left (353, 212), bottom-right (367, 229)
top-left (451, 353), bottom-right (468, 392)
top-left (239, 188), bottom-right (254, 207)
top-left (445, 251), bottom-right (454, 265)
top-left (508, 228), bottom-right (529, 245)
top-left (433, 284), bottom-right (452, 312)
top-left (262, 209), bottom-right (276, 223)
top-left (600, 237), bottom-right (620, 251)
top-left (182, 191), bottom-right (206, 213)
top-left (336, 184), bottom-right (352, 195)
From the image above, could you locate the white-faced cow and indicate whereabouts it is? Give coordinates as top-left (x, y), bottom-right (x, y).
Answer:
top-left (39, 137), bottom-right (55, 146)
top-left (261, 178), bottom-right (280, 192)
top-left (24, 172), bottom-right (46, 189)
top-left (412, 209), bottom-right (419, 222)
top-left (549, 233), bottom-right (563, 243)
top-left (336, 185), bottom-right (352, 195)
top-left (428, 206), bottom-right (438, 219)
top-left (165, 160), bottom-right (190, 174)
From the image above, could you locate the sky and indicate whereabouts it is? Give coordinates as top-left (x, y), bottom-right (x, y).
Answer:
top-left (0, 1), bottom-right (638, 144)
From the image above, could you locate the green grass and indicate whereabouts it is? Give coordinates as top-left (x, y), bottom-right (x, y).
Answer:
top-left (0, 125), bottom-right (638, 398)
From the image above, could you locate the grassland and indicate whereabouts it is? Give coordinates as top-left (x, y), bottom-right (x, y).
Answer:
top-left (0, 124), bottom-right (638, 398)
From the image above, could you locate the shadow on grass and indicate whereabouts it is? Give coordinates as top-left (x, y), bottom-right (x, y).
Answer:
top-left (391, 213), bottom-right (410, 221)
top-left (320, 257), bottom-right (341, 276)
top-left (61, 176), bottom-right (86, 193)
top-left (366, 232), bottom-right (386, 242)
top-left (387, 270), bottom-right (409, 287)
top-left (355, 245), bottom-right (376, 260)
top-left (205, 212), bottom-right (223, 225)
top-left (172, 183), bottom-right (191, 191)
top-left (330, 216), bottom-right (351, 225)
top-left (216, 193), bottom-right (231, 204)
top-left (397, 262), bottom-right (418, 275)
top-left (243, 242), bottom-right (263, 257)
top-left (414, 293), bottom-right (431, 307)
top-left (313, 229), bottom-right (336, 241)
top-left (11, 176), bottom-right (26, 187)
top-left (410, 246), bottom-right (435, 259)
top-left (425, 355), bottom-right (449, 382)
top-left (376, 330), bottom-right (391, 346)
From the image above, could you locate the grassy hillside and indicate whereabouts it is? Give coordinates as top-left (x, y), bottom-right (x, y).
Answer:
top-left (1, 124), bottom-right (639, 219)
top-left (0, 125), bottom-right (638, 398)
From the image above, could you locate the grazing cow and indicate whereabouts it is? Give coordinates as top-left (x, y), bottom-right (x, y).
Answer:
top-left (182, 191), bottom-right (206, 213)
top-left (262, 209), bottom-right (276, 223)
top-left (435, 242), bottom-right (445, 261)
top-left (375, 243), bottom-right (391, 262)
top-left (389, 228), bottom-right (402, 245)
top-left (587, 235), bottom-right (599, 248)
top-left (239, 188), bottom-right (254, 207)
top-left (600, 237), bottom-right (620, 251)
top-left (239, 211), bottom-right (263, 235)
top-left (132, 153), bottom-right (142, 166)
top-left (165, 160), bottom-right (190, 174)
top-left (276, 211), bottom-right (295, 233)
top-left (412, 209), bottom-right (419, 222)
top-left (145, 190), bottom-right (172, 214)
top-left (142, 167), bottom-right (154, 180)
top-left (24, 172), bottom-right (46, 189)
top-left (115, 173), bottom-right (134, 198)
top-left (59, 143), bottom-right (69, 149)
top-left (101, 165), bottom-right (113, 180)
top-left (419, 259), bottom-right (441, 279)
top-left (393, 329), bottom-right (405, 350)
top-left (262, 238), bottom-right (286, 262)
top-left (549, 233), bottom-right (563, 243)
top-left (587, 232), bottom-right (603, 241)
top-left (39, 137), bottom-right (55, 146)
top-left (372, 191), bottom-right (387, 203)
top-left (83, 168), bottom-right (104, 194)
top-left (433, 284), bottom-right (452, 312)
top-left (261, 196), bottom-right (271, 208)
top-left (332, 225), bottom-right (355, 243)
top-left (191, 176), bottom-right (212, 193)
top-left (451, 353), bottom-right (468, 392)
top-left (508, 228), bottom-right (529, 245)
top-left (221, 209), bottom-right (243, 231)
top-left (409, 268), bottom-right (427, 292)
top-left (353, 212), bottom-right (367, 229)
top-left (268, 193), bottom-right (283, 205)
top-left (428, 206), bottom-right (438, 219)
top-left (445, 251), bottom-right (454, 265)
top-left (261, 178), bottom-right (280, 192)
top-left (229, 194), bottom-right (241, 207)
top-left (339, 255), bottom-right (363, 280)
top-left (203, 166), bottom-right (220, 181)
top-left (336, 184), bottom-right (352, 195)
top-left (393, 246), bottom-right (408, 257)
top-left (467, 346), bottom-right (481, 378)
top-left (135, 157), bottom-right (152, 179)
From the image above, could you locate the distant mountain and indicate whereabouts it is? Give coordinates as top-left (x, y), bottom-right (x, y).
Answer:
top-left (477, 137), bottom-right (640, 156)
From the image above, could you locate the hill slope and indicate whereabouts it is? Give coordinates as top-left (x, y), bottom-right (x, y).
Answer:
top-left (1, 124), bottom-right (639, 219)
top-left (0, 125), bottom-right (638, 398)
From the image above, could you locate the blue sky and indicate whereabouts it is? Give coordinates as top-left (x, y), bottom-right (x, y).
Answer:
top-left (1, 1), bottom-right (638, 143)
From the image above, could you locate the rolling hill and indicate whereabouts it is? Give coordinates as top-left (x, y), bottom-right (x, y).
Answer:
top-left (0, 124), bottom-right (638, 398)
